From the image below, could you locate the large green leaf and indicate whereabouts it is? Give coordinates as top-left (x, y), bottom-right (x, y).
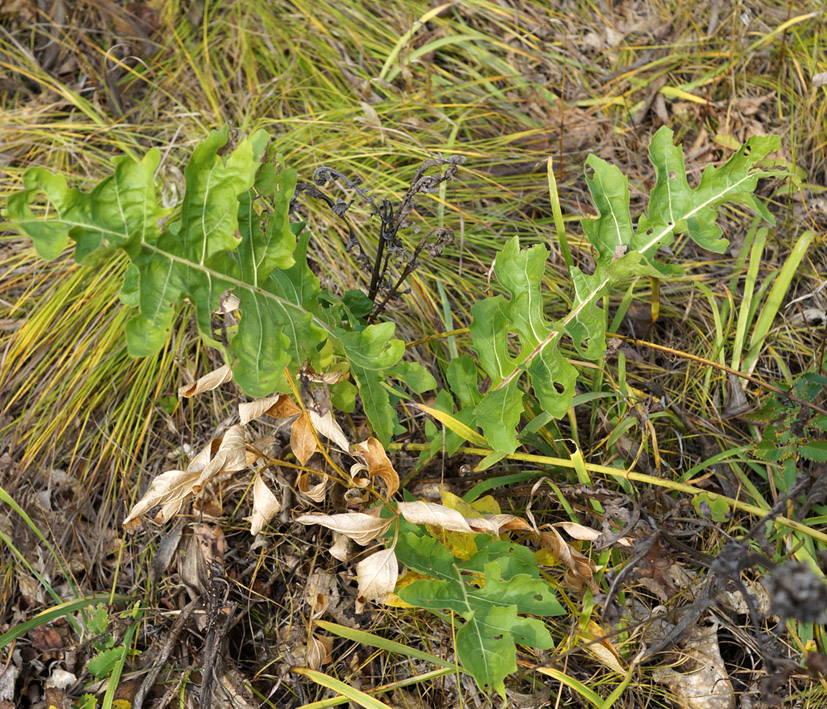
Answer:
top-left (581, 156), bottom-right (634, 270)
top-left (396, 533), bottom-right (562, 700)
top-left (465, 237), bottom-right (581, 453)
top-left (5, 127), bottom-right (423, 440)
top-left (633, 127), bottom-right (783, 262)
top-left (448, 128), bottom-right (787, 457)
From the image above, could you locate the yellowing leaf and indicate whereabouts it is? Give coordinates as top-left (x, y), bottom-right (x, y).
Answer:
top-left (295, 511), bottom-right (392, 546)
top-left (355, 548), bottom-right (398, 613)
top-left (178, 364), bottom-right (233, 398)
top-left (380, 593), bottom-right (415, 609)
top-left (291, 413), bottom-right (317, 465)
top-left (470, 495), bottom-right (501, 515)
top-left (246, 473), bottom-right (281, 535)
top-left (582, 620), bottom-right (625, 674)
top-left (413, 403), bottom-right (488, 447)
top-left (351, 437), bottom-right (399, 497)
top-left (440, 489), bottom-right (480, 518)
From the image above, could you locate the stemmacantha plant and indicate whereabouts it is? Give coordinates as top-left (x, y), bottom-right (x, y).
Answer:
top-left (5, 125), bottom-right (788, 700)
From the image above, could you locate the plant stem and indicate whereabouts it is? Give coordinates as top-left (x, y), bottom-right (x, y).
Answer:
top-left (387, 443), bottom-right (827, 545)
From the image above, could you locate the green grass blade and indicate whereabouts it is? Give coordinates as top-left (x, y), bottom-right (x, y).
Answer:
top-left (730, 225), bottom-right (766, 372)
top-left (0, 595), bottom-right (131, 650)
top-left (314, 620), bottom-right (459, 670)
top-left (537, 666), bottom-right (605, 707)
top-left (290, 667), bottom-right (394, 709)
top-left (296, 668), bottom-right (455, 709)
top-left (743, 230), bottom-right (816, 375)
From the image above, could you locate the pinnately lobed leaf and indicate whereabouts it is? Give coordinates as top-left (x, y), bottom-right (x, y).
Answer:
top-left (443, 126), bottom-right (788, 458)
top-left (6, 126), bottom-right (433, 445)
top-left (395, 532), bottom-right (563, 699)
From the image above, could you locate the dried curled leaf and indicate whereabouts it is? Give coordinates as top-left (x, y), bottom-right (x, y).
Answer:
top-left (178, 365), bottom-right (234, 398)
top-left (556, 521), bottom-right (632, 547)
top-left (308, 409), bottom-right (350, 452)
top-left (294, 510), bottom-right (392, 546)
top-left (538, 527), bottom-right (599, 594)
top-left (239, 393), bottom-right (300, 424)
top-left (653, 623), bottom-right (734, 709)
top-left (355, 548), bottom-right (398, 613)
top-left (329, 534), bottom-right (353, 562)
top-left (297, 472), bottom-right (328, 502)
top-left (398, 501), bottom-right (527, 536)
top-left (246, 473), bottom-right (281, 535)
top-left (305, 633), bottom-right (334, 669)
top-left (123, 425), bottom-right (249, 529)
top-left (291, 413), bottom-right (317, 465)
top-left (351, 437), bottom-right (399, 497)
top-left (398, 501), bottom-right (476, 533)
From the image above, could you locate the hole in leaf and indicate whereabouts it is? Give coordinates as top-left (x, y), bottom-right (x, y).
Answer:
top-left (668, 171), bottom-right (677, 180)
top-left (744, 145), bottom-right (751, 156)
top-left (553, 381), bottom-right (565, 394)
top-left (493, 634), bottom-right (503, 641)
top-left (581, 338), bottom-right (589, 350)
top-left (534, 594), bottom-right (543, 601)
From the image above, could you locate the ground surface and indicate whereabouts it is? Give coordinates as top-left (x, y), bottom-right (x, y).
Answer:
top-left (1, 1), bottom-right (827, 707)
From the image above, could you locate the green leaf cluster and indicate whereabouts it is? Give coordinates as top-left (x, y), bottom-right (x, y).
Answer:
top-left (6, 126), bottom-right (434, 444)
top-left (443, 126), bottom-right (788, 457)
top-left (748, 372), bottom-right (827, 490)
top-left (396, 532), bottom-right (564, 700)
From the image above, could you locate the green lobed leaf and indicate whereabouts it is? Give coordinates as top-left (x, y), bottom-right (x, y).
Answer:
top-left (446, 355), bottom-right (482, 408)
top-left (566, 267), bottom-right (607, 359)
top-left (455, 129), bottom-right (785, 458)
top-left (633, 127), bottom-right (784, 264)
top-left (397, 534), bottom-right (562, 700)
top-left (464, 237), bottom-right (581, 453)
top-left (391, 360), bottom-right (438, 394)
top-left (470, 295), bottom-right (516, 385)
top-left (474, 379), bottom-right (523, 455)
top-left (5, 127), bottom-right (413, 441)
top-left (581, 156), bottom-right (634, 270)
